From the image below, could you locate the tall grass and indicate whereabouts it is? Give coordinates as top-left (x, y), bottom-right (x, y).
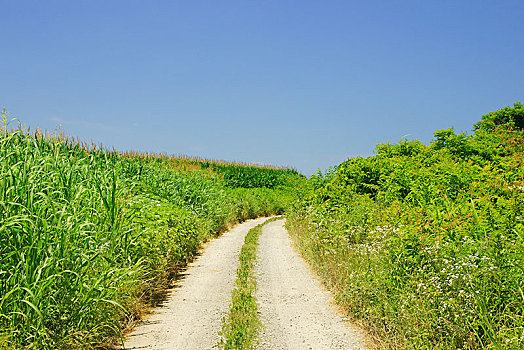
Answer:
top-left (0, 117), bottom-right (133, 348)
top-left (0, 111), bottom-right (302, 349)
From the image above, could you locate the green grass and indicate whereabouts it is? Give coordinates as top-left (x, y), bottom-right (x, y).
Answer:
top-left (220, 217), bottom-right (282, 350)
top-left (0, 111), bottom-right (302, 349)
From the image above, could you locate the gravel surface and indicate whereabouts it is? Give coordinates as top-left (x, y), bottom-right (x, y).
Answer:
top-left (122, 217), bottom-right (269, 350)
top-left (255, 219), bottom-right (371, 350)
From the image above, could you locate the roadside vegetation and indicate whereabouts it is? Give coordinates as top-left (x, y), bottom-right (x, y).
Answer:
top-left (287, 102), bottom-right (524, 349)
top-left (220, 217), bottom-right (282, 350)
top-left (0, 110), bottom-right (302, 349)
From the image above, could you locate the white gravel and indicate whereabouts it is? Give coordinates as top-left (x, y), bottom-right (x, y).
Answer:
top-left (255, 219), bottom-right (371, 350)
top-left (122, 217), bottom-right (269, 350)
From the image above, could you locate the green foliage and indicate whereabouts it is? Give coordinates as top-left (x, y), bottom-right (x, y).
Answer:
top-left (432, 128), bottom-right (474, 158)
top-left (474, 101), bottom-right (524, 131)
top-left (287, 102), bottom-right (524, 349)
top-left (202, 162), bottom-right (301, 189)
top-left (0, 112), bottom-right (302, 349)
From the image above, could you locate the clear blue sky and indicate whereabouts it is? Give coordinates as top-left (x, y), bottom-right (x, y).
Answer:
top-left (1, 1), bottom-right (523, 175)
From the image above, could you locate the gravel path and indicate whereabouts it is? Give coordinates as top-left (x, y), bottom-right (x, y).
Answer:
top-left (255, 219), bottom-right (371, 350)
top-left (122, 217), bottom-right (269, 350)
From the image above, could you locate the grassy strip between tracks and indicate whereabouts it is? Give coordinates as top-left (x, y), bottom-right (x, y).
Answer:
top-left (220, 217), bottom-right (282, 349)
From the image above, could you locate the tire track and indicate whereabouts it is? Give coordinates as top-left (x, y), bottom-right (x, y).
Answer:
top-left (255, 219), bottom-right (371, 349)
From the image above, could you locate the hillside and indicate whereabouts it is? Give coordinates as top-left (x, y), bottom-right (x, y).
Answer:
top-left (2, 103), bottom-right (523, 349)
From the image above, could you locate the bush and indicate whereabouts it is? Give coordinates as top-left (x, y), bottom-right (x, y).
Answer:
top-left (287, 102), bottom-right (524, 349)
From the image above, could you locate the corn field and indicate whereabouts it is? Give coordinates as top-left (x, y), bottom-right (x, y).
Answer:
top-left (0, 112), bottom-right (300, 348)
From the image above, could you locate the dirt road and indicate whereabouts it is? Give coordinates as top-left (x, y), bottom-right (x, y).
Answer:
top-left (122, 217), bottom-right (269, 350)
top-left (123, 217), bottom-right (370, 349)
top-left (255, 219), bottom-right (371, 349)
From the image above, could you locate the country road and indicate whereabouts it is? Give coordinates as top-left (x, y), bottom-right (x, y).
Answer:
top-left (122, 217), bottom-right (371, 349)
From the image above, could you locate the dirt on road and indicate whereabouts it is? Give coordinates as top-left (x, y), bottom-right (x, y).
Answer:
top-left (255, 219), bottom-right (371, 350)
top-left (122, 217), bottom-right (269, 350)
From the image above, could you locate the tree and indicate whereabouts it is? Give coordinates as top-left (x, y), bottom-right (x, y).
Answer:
top-left (474, 102), bottom-right (524, 131)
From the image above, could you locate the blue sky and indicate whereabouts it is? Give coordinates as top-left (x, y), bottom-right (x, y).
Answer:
top-left (1, 0), bottom-right (523, 175)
